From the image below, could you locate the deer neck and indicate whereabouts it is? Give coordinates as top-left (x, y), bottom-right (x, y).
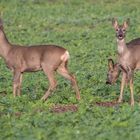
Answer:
top-left (0, 31), bottom-right (12, 59)
top-left (117, 39), bottom-right (128, 54)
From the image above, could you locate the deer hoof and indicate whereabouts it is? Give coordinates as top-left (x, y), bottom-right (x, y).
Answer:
top-left (130, 102), bottom-right (134, 107)
top-left (41, 96), bottom-right (47, 101)
top-left (117, 99), bottom-right (122, 103)
top-left (76, 95), bottom-right (81, 100)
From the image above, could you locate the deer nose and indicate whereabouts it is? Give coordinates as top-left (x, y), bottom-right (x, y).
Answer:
top-left (106, 81), bottom-right (111, 84)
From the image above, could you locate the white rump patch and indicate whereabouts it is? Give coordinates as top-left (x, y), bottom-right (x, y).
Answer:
top-left (61, 51), bottom-right (70, 61)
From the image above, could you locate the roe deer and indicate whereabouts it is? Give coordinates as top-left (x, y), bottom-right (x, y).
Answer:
top-left (0, 19), bottom-right (80, 101)
top-left (106, 18), bottom-right (140, 106)
top-left (106, 38), bottom-right (140, 85)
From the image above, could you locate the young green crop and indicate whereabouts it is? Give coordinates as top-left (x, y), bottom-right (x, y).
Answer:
top-left (0, 0), bottom-right (140, 140)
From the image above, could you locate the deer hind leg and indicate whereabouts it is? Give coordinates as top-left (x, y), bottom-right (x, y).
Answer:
top-left (13, 70), bottom-right (21, 97)
top-left (16, 73), bottom-right (23, 96)
top-left (57, 61), bottom-right (80, 100)
top-left (41, 67), bottom-right (57, 101)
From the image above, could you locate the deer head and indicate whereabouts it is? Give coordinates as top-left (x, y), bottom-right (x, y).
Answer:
top-left (112, 18), bottom-right (129, 40)
top-left (106, 59), bottom-right (120, 84)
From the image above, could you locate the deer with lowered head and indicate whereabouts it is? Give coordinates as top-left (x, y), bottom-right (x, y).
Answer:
top-left (106, 18), bottom-right (140, 106)
top-left (0, 19), bottom-right (80, 101)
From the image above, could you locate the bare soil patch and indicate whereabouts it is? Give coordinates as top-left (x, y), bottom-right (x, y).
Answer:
top-left (51, 104), bottom-right (78, 113)
top-left (95, 100), bottom-right (119, 107)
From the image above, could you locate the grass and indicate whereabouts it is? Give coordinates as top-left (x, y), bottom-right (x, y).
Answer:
top-left (0, 0), bottom-right (140, 140)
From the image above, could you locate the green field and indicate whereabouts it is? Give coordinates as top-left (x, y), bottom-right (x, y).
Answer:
top-left (1, 0), bottom-right (140, 140)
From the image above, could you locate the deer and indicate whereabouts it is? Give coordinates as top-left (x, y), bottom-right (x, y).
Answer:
top-left (106, 18), bottom-right (140, 106)
top-left (0, 19), bottom-right (80, 101)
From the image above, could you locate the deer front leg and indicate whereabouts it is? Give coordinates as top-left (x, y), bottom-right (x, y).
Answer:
top-left (17, 74), bottom-right (23, 96)
top-left (125, 66), bottom-right (132, 84)
top-left (118, 72), bottom-right (127, 103)
top-left (129, 75), bottom-right (134, 106)
top-left (13, 70), bottom-right (21, 97)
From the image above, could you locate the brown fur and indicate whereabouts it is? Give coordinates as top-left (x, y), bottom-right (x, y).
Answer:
top-left (110, 18), bottom-right (140, 106)
top-left (106, 59), bottom-right (120, 85)
top-left (0, 19), bottom-right (80, 101)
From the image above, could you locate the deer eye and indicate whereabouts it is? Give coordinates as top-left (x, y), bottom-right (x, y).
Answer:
top-left (122, 29), bottom-right (125, 32)
top-left (110, 70), bottom-right (113, 73)
top-left (116, 29), bottom-right (119, 31)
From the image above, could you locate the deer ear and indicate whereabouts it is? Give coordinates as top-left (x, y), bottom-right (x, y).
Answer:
top-left (123, 18), bottom-right (130, 29)
top-left (108, 59), bottom-right (114, 70)
top-left (112, 18), bottom-right (118, 29)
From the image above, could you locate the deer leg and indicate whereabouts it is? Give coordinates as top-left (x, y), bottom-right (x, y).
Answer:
top-left (41, 68), bottom-right (57, 101)
top-left (118, 72), bottom-right (127, 103)
top-left (17, 74), bottom-right (23, 96)
top-left (126, 66), bottom-right (132, 84)
top-left (129, 75), bottom-right (134, 106)
top-left (57, 62), bottom-right (80, 100)
top-left (13, 70), bottom-right (21, 97)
